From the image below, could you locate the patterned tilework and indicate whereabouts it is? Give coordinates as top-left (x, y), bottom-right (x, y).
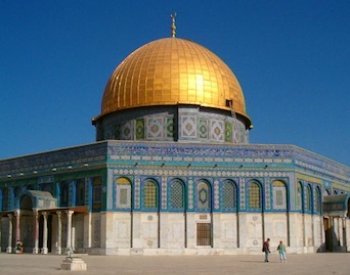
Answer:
top-left (170, 180), bottom-right (184, 209)
top-left (99, 107), bottom-right (250, 144)
top-left (166, 117), bottom-right (174, 138)
top-left (214, 180), bottom-right (219, 209)
top-left (134, 177), bottom-right (141, 209)
top-left (225, 121), bottom-right (233, 142)
top-left (210, 119), bottom-right (224, 142)
top-left (146, 117), bottom-right (164, 139)
top-left (264, 178), bottom-right (271, 210)
top-left (121, 121), bottom-right (133, 140)
top-left (106, 142), bottom-right (350, 187)
top-left (198, 118), bottom-right (209, 139)
top-left (188, 179), bottom-right (194, 209)
top-left (181, 115), bottom-right (197, 138)
top-left (135, 119), bottom-right (145, 140)
top-left (239, 178), bottom-right (245, 210)
top-left (161, 176), bottom-right (167, 209)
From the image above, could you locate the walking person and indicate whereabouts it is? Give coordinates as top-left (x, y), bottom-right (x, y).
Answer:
top-left (262, 238), bottom-right (271, 262)
top-left (277, 240), bottom-right (287, 263)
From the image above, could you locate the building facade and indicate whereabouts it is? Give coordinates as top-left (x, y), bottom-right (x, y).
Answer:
top-left (0, 34), bottom-right (349, 255)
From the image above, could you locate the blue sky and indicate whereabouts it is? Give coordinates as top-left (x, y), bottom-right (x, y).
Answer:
top-left (0, 0), bottom-right (349, 166)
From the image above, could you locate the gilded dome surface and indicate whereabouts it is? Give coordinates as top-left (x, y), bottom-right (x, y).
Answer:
top-left (101, 37), bottom-right (250, 125)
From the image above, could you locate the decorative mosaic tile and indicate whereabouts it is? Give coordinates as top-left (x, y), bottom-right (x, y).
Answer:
top-left (198, 118), bottom-right (209, 139)
top-left (146, 116), bottom-right (163, 139)
top-left (161, 176), bottom-right (167, 209)
top-left (210, 119), bottom-right (224, 142)
top-left (135, 177), bottom-right (141, 209)
top-left (239, 178), bottom-right (245, 209)
top-left (225, 121), bottom-right (233, 142)
top-left (181, 115), bottom-right (196, 138)
top-left (166, 117), bottom-right (174, 138)
top-left (214, 180), bottom-right (219, 209)
top-left (121, 121), bottom-right (133, 140)
top-left (264, 178), bottom-right (271, 210)
top-left (188, 179), bottom-right (193, 209)
top-left (135, 119), bottom-right (145, 140)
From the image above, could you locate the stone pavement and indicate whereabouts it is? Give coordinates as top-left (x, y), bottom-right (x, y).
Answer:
top-left (0, 253), bottom-right (349, 275)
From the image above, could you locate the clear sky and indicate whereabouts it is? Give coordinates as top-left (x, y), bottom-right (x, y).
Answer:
top-left (1, 0), bottom-right (349, 166)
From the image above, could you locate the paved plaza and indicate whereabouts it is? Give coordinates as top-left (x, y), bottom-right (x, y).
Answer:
top-left (0, 253), bottom-right (349, 275)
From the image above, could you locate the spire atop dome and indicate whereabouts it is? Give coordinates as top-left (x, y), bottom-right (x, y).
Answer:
top-left (170, 12), bottom-right (176, 37)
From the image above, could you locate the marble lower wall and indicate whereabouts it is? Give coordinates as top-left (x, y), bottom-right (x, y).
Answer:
top-left (87, 211), bottom-right (330, 255)
top-left (1, 211), bottom-right (346, 255)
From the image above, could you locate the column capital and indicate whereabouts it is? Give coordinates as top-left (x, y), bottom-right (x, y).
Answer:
top-left (15, 209), bottom-right (20, 216)
top-left (7, 213), bottom-right (13, 219)
top-left (66, 210), bottom-right (74, 216)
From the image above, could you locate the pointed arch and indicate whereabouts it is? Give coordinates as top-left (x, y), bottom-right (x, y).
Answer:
top-left (296, 181), bottom-right (303, 211)
top-left (222, 179), bottom-right (238, 211)
top-left (169, 179), bottom-right (185, 210)
top-left (314, 186), bottom-right (322, 213)
top-left (143, 179), bottom-right (159, 210)
top-left (305, 184), bottom-right (312, 212)
top-left (115, 177), bottom-right (132, 209)
top-left (272, 180), bottom-right (287, 210)
top-left (196, 180), bottom-right (211, 211)
top-left (247, 180), bottom-right (262, 210)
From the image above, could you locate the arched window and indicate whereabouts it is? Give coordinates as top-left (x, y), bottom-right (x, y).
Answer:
top-left (273, 180), bottom-right (287, 210)
top-left (314, 186), bottom-right (321, 213)
top-left (143, 180), bottom-right (158, 209)
top-left (197, 181), bottom-right (211, 211)
top-left (222, 180), bottom-right (237, 210)
top-left (296, 182), bottom-right (303, 211)
top-left (305, 185), bottom-right (312, 212)
top-left (115, 177), bottom-right (132, 208)
top-left (248, 181), bottom-right (261, 210)
top-left (169, 180), bottom-right (185, 210)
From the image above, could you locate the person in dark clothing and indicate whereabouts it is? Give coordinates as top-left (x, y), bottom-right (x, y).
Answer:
top-left (262, 238), bottom-right (271, 262)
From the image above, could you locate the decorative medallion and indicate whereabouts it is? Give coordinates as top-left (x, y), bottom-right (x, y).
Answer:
top-left (136, 118), bottom-right (145, 140)
top-left (181, 115), bottom-right (196, 138)
top-left (146, 117), bottom-right (163, 139)
top-left (166, 117), bottom-right (174, 138)
top-left (210, 119), bottom-right (224, 141)
top-left (198, 118), bottom-right (209, 139)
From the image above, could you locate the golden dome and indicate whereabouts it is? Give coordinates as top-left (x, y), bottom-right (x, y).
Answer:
top-left (101, 37), bottom-right (251, 126)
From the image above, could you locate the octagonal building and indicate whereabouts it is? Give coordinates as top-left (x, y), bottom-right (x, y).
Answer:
top-left (0, 29), bottom-right (349, 256)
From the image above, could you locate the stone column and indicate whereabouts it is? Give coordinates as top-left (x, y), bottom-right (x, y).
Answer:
top-left (66, 210), bottom-right (74, 254)
top-left (56, 211), bottom-right (62, 255)
top-left (41, 212), bottom-right (48, 254)
top-left (33, 211), bottom-right (39, 254)
top-left (6, 214), bottom-right (13, 253)
top-left (15, 210), bottom-right (20, 243)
